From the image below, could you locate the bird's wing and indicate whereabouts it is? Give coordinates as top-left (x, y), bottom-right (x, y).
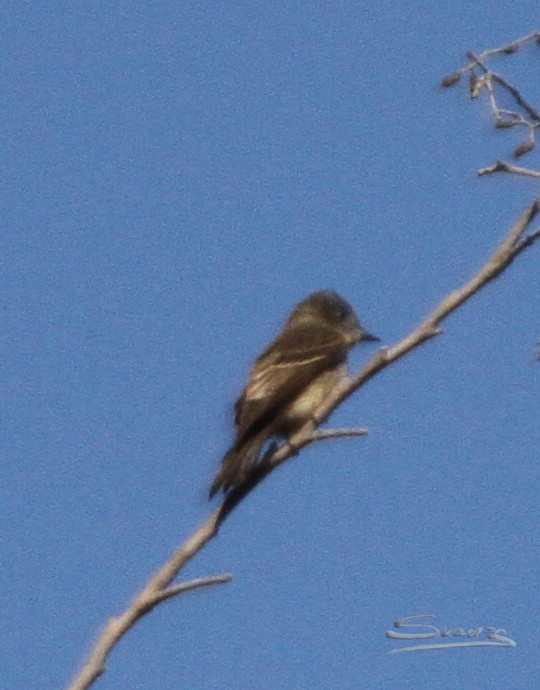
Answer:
top-left (234, 324), bottom-right (347, 442)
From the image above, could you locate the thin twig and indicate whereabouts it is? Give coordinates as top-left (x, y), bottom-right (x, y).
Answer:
top-left (152, 574), bottom-right (232, 605)
top-left (66, 564), bottom-right (231, 690)
top-left (492, 73), bottom-right (540, 123)
top-left (308, 427), bottom-right (369, 442)
top-left (442, 33), bottom-right (540, 168)
top-left (467, 50), bottom-right (540, 122)
top-left (477, 161), bottom-right (540, 178)
top-left (512, 227), bottom-right (540, 257)
top-left (446, 31), bottom-right (540, 81)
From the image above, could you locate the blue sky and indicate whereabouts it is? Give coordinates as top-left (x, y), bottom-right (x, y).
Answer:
top-left (2, 3), bottom-right (539, 689)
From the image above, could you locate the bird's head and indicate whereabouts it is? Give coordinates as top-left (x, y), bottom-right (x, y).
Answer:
top-left (287, 290), bottom-right (380, 346)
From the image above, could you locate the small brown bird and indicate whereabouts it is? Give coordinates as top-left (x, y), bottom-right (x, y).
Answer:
top-left (209, 290), bottom-right (379, 497)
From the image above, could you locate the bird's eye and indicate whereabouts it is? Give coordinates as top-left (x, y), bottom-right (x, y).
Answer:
top-left (334, 306), bottom-right (347, 320)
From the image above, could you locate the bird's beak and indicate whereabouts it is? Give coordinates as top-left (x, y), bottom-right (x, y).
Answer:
top-left (360, 329), bottom-right (380, 343)
top-left (348, 315), bottom-right (380, 345)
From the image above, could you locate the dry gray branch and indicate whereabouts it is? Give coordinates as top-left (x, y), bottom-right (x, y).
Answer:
top-left (66, 574), bottom-right (231, 690)
top-left (152, 574), bottom-right (233, 605)
top-left (442, 31), bottom-right (540, 172)
top-left (477, 160), bottom-right (540, 178)
top-left (66, 197), bottom-right (540, 690)
top-left (308, 427), bottom-right (369, 441)
top-left (442, 30), bottom-right (540, 96)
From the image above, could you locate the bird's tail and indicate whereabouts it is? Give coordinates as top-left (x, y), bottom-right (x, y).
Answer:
top-left (209, 434), bottom-right (265, 499)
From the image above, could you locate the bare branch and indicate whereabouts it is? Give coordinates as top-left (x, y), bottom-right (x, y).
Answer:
top-left (443, 33), bottom-right (540, 169)
top-left (67, 198), bottom-right (540, 690)
top-left (477, 160), bottom-right (540, 179)
top-left (513, 226), bottom-right (540, 257)
top-left (442, 31), bottom-right (540, 86)
top-left (466, 50), bottom-right (540, 122)
top-left (152, 574), bottom-right (233, 606)
top-left (66, 542), bottom-right (230, 690)
top-left (308, 427), bottom-right (369, 442)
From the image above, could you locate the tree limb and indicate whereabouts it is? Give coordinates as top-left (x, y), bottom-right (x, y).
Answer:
top-left (66, 197), bottom-right (540, 690)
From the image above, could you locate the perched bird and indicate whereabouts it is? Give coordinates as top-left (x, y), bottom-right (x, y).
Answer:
top-left (209, 290), bottom-right (379, 498)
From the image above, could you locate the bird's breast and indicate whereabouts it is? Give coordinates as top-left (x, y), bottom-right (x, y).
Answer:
top-left (278, 365), bottom-right (345, 433)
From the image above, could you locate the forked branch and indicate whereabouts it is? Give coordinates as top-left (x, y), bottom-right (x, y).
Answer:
top-left (442, 31), bottom-right (540, 172)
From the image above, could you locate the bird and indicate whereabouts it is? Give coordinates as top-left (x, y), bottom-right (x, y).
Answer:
top-left (209, 290), bottom-right (379, 498)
